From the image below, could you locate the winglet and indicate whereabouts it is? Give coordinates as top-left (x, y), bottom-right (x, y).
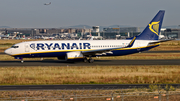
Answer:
top-left (125, 37), bottom-right (136, 48)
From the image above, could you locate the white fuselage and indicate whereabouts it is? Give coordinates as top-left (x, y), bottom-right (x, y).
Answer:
top-left (5, 40), bottom-right (156, 58)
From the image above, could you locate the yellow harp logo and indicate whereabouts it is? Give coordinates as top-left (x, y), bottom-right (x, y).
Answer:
top-left (149, 21), bottom-right (160, 36)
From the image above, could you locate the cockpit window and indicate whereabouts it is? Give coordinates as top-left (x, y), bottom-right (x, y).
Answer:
top-left (11, 46), bottom-right (19, 48)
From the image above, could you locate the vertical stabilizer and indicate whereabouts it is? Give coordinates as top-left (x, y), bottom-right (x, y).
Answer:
top-left (136, 10), bottom-right (165, 40)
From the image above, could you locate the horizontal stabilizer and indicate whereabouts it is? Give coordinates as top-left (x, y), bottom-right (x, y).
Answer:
top-left (148, 39), bottom-right (173, 44)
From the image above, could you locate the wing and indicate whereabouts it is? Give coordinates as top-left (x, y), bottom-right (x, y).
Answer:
top-left (82, 37), bottom-right (136, 56)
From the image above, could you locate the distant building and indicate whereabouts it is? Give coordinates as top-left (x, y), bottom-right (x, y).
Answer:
top-left (103, 27), bottom-right (140, 33)
top-left (92, 26), bottom-right (100, 33)
top-left (101, 27), bottom-right (140, 39)
top-left (120, 27), bottom-right (140, 32)
top-left (103, 28), bottom-right (120, 32)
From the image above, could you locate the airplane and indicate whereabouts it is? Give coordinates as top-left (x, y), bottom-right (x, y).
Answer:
top-left (0, 34), bottom-right (10, 39)
top-left (44, 2), bottom-right (51, 5)
top-left (5, 10), bottom-right (167, 63)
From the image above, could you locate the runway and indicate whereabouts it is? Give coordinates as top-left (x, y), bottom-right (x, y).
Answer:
top-left (0, 59), bottom-right (180, 66)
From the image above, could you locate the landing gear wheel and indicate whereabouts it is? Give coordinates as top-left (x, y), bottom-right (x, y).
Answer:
top-left (88, 55), bottom-right (94, 63)
top-left (83, 58), bottom-right (88, 63)
top-left (88, 59), bottom-right (94, 63)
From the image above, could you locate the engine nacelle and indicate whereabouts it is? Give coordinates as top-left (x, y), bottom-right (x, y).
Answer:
top-left (66, 51), bottom-right (84, 61)
top-left (57, 56), bottom-right (66, 60)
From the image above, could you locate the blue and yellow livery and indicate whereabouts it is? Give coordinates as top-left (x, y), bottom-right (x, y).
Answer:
top-left (5, 10), bottom-right (166, 63)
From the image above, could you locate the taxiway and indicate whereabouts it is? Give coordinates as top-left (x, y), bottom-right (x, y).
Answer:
top-left (0, 59), bottom-right (180, 66)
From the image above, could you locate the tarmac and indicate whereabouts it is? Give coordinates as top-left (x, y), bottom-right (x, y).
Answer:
top-left (0, 59), bottom-right (180, 66)
top-left (0, 84), bottom-right (180, 90)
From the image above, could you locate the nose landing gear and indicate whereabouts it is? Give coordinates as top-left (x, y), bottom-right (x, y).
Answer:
top-left (15, 57), bottom-right (24, 63)
top-left (21, 60), bottom-right (24, 63)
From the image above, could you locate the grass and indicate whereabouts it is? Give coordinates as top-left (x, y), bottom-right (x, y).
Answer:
top-left (0, 39), bottom-right (43, 44)
top-left (0, 65), bottom-right (180, 85)
top-left (0, 55), bottom-right (56, 60)
top-left (96, 53), bottom-right (180, 60)
top-left (150, 40), bottom-right (180, 51)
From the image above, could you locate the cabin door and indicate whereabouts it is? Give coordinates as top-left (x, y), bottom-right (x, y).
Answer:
top-left (25, 44), bottom-right (29, 52)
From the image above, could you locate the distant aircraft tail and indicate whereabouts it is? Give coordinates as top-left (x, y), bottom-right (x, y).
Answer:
top-left (136, 10), bottom-right (165, 40)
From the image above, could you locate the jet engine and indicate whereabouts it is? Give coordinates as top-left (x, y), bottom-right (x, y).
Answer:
top-left (65, 51), bottom-right (84, 61)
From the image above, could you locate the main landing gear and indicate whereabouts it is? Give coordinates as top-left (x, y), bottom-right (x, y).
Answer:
top-left (83, 56), bottom-right (94, 63)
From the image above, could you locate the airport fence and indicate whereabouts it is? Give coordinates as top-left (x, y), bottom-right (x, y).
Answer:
top-left (0, 89), bottom-right (180, 101)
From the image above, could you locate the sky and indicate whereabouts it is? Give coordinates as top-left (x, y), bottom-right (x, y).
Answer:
top-left (0, 0), bottom-right (180, 28)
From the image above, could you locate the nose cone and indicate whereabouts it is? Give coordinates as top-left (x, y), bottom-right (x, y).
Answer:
top-left (4, 48), bottom-right (11, 55)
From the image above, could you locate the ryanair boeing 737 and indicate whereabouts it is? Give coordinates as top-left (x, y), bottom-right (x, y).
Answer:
top-left (5, 10), bottom-right (166, 63)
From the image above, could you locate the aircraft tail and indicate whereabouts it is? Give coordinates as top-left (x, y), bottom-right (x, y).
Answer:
top-left (136, 10), bottom-right (165, 40)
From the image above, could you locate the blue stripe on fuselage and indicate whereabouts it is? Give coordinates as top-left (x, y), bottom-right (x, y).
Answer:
top-left (12, 45), bottom-right (159, 58)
